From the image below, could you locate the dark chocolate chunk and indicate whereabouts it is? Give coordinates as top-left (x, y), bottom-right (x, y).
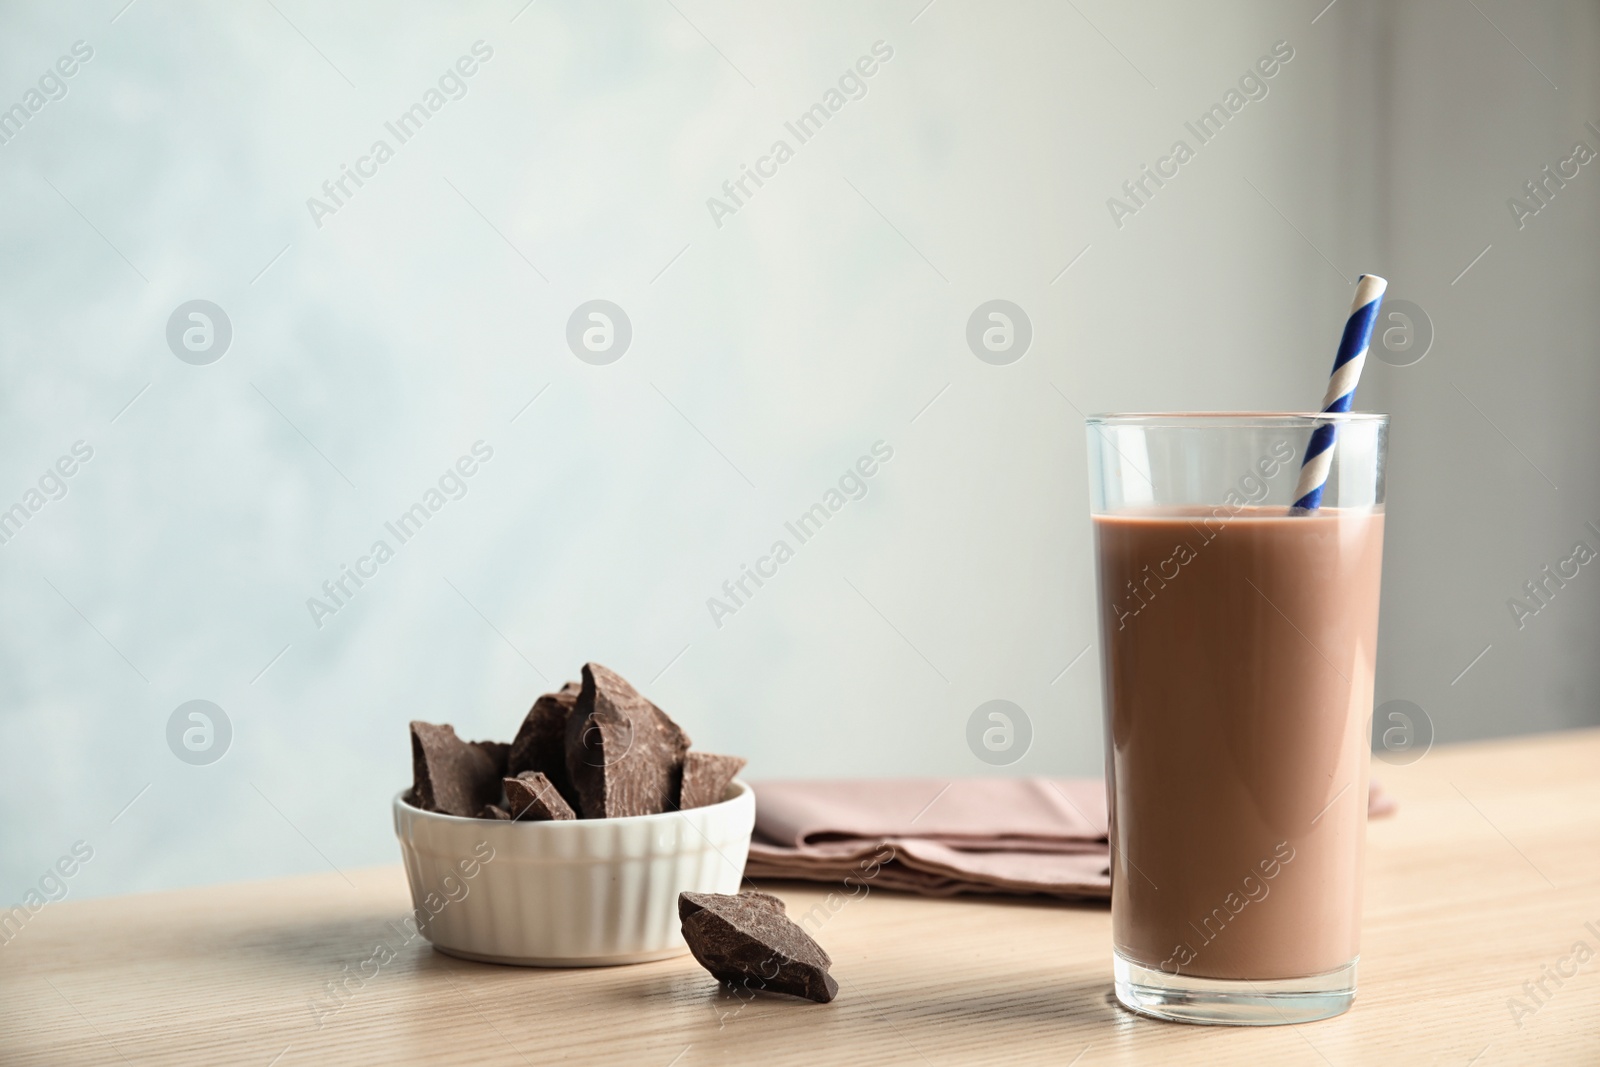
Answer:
top-left (680, 889), bottom-right (786, 920)
top-left (507, 685), bottom-right (580, 804)
top-left (677, 752), bottom-right (746, 809)
top-left (565, 663), bottom-right (690, 818)
top-left (678, 891), bottom-right (837, 1003)
top-left (478, 804), bottom-right (511, 820)
top-left (738, 890), bottom-right (787, 915)
top-left (505, 772), bottom-right (577, 821)
top-left (410, 721), bottom-right (502, 818)
top-left (470, 740), bottom-right (510, 778)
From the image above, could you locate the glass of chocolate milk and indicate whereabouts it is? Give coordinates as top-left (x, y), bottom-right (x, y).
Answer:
top-left (1086, 412), bottom-right (1386, 1025)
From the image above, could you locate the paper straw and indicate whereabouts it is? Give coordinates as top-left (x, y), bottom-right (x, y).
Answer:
top-left (1291, 274), bottom-right (1388, 512)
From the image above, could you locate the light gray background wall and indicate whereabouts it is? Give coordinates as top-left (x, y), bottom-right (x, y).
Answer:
top-left (1, 0), bottom-right (1595, 901)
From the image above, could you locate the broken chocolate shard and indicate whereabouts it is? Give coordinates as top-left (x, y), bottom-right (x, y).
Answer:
top-left (678, 891), bottom-right (837, 1003)
top-left (478, 804), bottom-right (511, 820)
top-left (738, 890), bottom-right (788, 915)
top-left (410, 721), bottom-right (502, 818)
top-left (469, 740), bottom-right (510, 778)
top-left (505, 772), bottom-right (577, 821)
top-left (507, 685), bottom-right (580, 804)
top-left (565, 663), bottom-right (690, 818)
top-left (680, 889), bottom-right (786, 922)
top-left (677, 751), bottom-right (746, 810)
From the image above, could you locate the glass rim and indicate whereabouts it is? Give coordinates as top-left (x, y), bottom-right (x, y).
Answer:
top-left (1085, 411), bottom-right (1388, 426)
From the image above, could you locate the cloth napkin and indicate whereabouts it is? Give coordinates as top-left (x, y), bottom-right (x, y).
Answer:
top-left (746, 778), bottom-right (1397, 901)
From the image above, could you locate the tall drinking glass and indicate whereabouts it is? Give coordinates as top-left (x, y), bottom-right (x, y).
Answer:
top-left (1086, 412), bottom-right (1387, 1025)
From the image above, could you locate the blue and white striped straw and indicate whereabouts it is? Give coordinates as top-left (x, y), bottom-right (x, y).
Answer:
top-left (1291, 274), bottom-right (1388, 512)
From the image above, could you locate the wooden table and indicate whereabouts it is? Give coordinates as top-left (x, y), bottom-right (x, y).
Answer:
top-left (5, 730), bottom-right (1598, 1066)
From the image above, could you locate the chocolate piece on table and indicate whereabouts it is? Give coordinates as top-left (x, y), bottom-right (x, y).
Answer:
top-left (504, 772), bottom-right (577, 822)
top-left (469, 740), bottom-right (510, 778)
top-left (677, 891), bottom-right (837, 1004)
top-left (680, 889), bottom-right (786, 921)
top-left (478, 804), bottom-right (511, 820)
top-left (565, 663), bottom-right (690, 819)
top-left (738, 890), bottom-right (787, 915)
top-left (677, 752), bottom-right (746, 810)
top-left (410, 721), bottom-right (503, 818)
top-left (507, 685), bottom-right (580, 803)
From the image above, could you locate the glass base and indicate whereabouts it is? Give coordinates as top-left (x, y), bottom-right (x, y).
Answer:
top-left (1113, 951), bottom-right (1357, 1026)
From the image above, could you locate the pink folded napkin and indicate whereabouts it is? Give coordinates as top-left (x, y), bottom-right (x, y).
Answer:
top-left (746, 778), bottom-right (1397, 900)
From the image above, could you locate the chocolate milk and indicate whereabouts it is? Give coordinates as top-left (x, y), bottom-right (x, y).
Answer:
top-left (1094, 506), bottom-right (1384, 980)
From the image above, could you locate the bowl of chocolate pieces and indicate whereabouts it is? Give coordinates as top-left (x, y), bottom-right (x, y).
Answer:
top-left (393, 662), bottom-right (752, 966)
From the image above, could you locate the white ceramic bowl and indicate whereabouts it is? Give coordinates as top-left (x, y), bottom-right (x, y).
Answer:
top-left (392, 781), bottom-right (754, 966)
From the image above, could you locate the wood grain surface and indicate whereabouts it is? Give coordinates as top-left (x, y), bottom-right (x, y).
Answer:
top-left (3, 729), bottom-right (1598, 1065)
